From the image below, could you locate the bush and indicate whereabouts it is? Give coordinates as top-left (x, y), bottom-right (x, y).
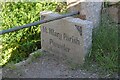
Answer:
top-left (1, 2), bottom-right (67, 66)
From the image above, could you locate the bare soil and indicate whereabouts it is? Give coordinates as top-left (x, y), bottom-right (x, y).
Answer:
top-left (2, 51), bottom-right (99, 78)
top-left (2, 50), bottom-right (118, 78)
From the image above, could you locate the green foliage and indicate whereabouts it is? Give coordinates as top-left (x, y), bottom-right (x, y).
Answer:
top-left (83, 12), bottom-right (119, 75)
top-left (30, 50), bottom-right (44, 61)
top-left (1, 2), bottom-right (67, 66)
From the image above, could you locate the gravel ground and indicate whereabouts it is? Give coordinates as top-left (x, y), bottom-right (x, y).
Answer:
top-left (2, 50), bottom-right (118, 78)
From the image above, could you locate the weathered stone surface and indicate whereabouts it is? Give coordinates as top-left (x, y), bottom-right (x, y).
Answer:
top-left (109, 2), bottom-right (118, 5)
top-left (67, 1), bottom-right (102, 28)
top-left (108, 0), bottom-right (120, 3)
top-left (118, 6), bottom-right (120, 23)
top-left (108, 6), bottom-right (120, 23)
top-left (40, 11), bottom-right (93, 64)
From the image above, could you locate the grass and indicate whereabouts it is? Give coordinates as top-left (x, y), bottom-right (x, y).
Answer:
top-left (0, 2), bottom-right (67, 66)
top-left (30, 50), bottom-right (44, 61)
top-left (81, 10), bottom-right (119, 76)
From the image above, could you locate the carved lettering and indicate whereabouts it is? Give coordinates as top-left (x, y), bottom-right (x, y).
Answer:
top-left (42, 26), bottom-right (81, 45)
top-left (49, 28), bottom-right (62, 40)
top-left (63, 33), bottom-right (80, 45)
top-left (42, 26), bottom-right (48, 33)
top-left (49, 39), bottom-right (70, 52)
top-left (75, 25), bottom-right (82, 36)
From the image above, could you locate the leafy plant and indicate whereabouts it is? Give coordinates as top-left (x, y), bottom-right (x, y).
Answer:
top-left (1, 2), bottom-right (67, 66)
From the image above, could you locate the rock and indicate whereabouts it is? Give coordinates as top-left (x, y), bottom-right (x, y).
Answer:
top-left (67, 1), bottom-right (102, 28)
top-left (40, 11), bottom-right (93, 65)
top-left (108, 3), bottom-right (120, 23)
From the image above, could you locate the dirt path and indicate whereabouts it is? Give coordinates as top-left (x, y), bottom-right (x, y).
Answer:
top-left (3, 49), bottom-right (118, 78)
top-left (2, 50), bottom-right (99, 78)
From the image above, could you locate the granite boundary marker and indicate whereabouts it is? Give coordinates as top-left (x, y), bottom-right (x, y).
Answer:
top-left (40, 11), bottom-right (93, 64)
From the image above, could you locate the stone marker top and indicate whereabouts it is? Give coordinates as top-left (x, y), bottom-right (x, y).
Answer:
top-left (40, 11), bottom-right (53, 15)
top-left (66, 18), bottom-right (93, 28)
top-left (40, 11), bottom-right (93, 28)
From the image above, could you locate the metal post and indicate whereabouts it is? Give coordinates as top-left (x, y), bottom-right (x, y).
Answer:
top-left (0, 11), bottom-right (80, 35)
